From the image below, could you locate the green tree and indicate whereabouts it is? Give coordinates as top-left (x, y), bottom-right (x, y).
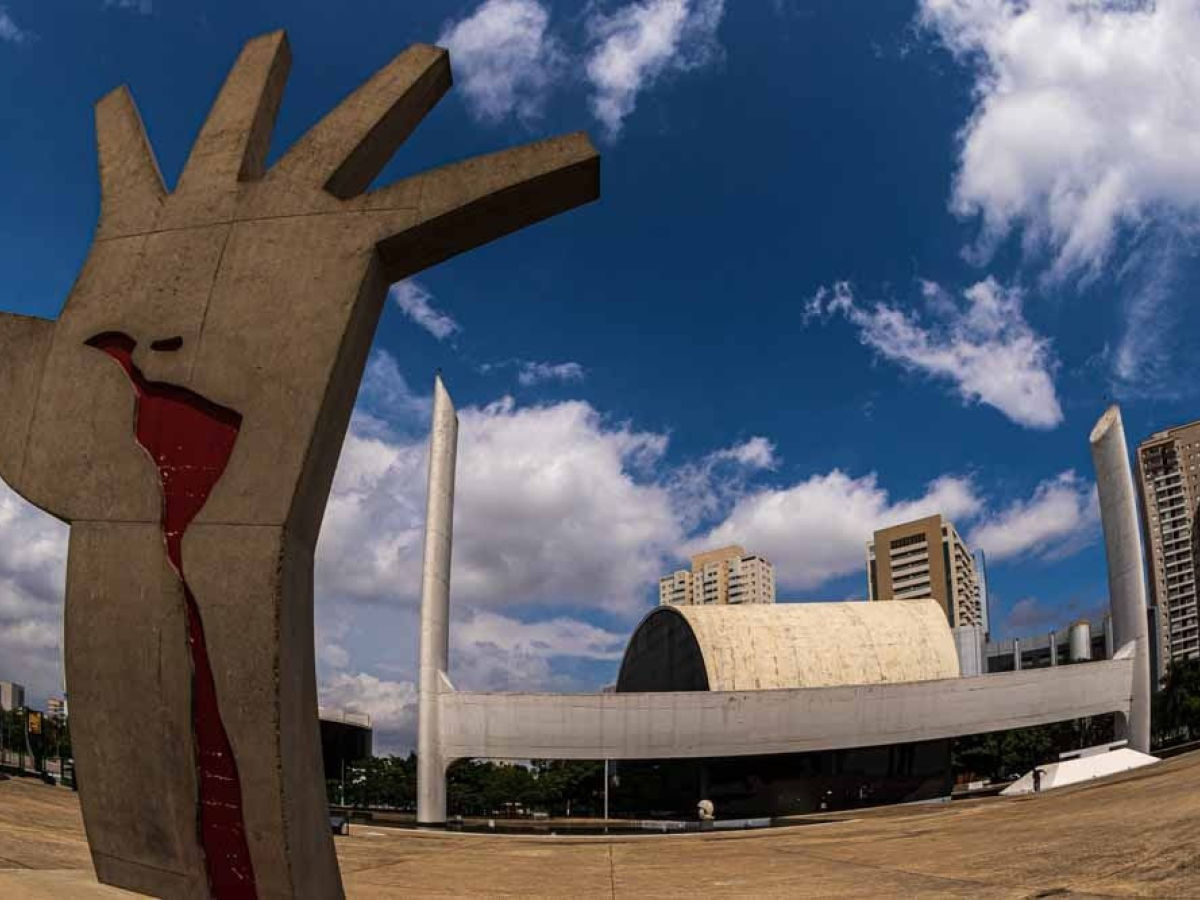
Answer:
top-left (1153, 658), bottom-right (1200, 747)
top-left (952, 715), bottom-right (1116, 782)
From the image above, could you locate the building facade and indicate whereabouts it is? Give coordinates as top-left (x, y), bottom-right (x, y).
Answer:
top-left (317, 707), bottom-right (374, 785)
top-left (614, 599), bottom-right (959, 816)
top-left (47, 697), bottom-right (67, 722)
top-left (1135, 419), bottom-right (1200, 671)
top-left (866, 515), bottom-right (983, 628)
top-left (658, 545), bottom-right (775, 606)
top-left (0, 681), bottom-right (24, 712)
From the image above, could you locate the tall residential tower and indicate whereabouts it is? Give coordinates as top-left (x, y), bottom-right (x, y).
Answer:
top-left (866, 515), bottom-right (983, 628)
top-left (1136, 419), bottom-right (1200, 669)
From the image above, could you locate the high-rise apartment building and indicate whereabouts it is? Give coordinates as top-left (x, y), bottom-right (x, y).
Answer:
top-left (0, 681), bottom-right (25, 712)
top-left (658, 545), bottom-right (776, 606)
top-left (866, 515), bottom-right (983, 628)
top-left (1136, 420), bottom-right (1200, 668)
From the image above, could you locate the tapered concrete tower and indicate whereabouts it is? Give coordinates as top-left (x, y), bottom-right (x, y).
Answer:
top-left (417, 375), bottom-right (458, 824)
top-left (1090, 405), bottom-right (1151, 753)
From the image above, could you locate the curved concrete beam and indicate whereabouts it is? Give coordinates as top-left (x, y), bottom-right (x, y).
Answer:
top-left (439, 650), bottom-right (1134, 761)
top-left (1090, 405), bottom-right (1151, 753)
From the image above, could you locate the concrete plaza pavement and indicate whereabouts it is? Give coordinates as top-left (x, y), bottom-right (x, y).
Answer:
top-left (2, 749), bottom-right (1199, 897)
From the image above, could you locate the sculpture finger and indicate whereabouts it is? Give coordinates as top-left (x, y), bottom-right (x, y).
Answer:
top-left (95, 87), bottom-right (166, 238)
top-left (367, 132), bottom-right (600, 283)
top-left (174, 30), bottom-right (291, 193)
top-left (0, 312), bottom-right (55, 504)
top-left (271, 43), bottom-right (450, 199)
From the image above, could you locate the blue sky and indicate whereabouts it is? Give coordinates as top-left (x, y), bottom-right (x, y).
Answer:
top-left (3, 0), bottom-right (1200, 750)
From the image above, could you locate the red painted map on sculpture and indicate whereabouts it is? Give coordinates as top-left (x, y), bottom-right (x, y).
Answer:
top-left (88, 332), bottom-right (257, 900)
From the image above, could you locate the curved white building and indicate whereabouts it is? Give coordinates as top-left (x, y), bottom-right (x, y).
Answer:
top-left (617, 599), bottom-right (959, 693)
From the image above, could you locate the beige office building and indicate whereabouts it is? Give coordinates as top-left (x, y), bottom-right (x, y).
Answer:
top-left (866, 515), bottom-right (983, 628)
top-left (659, 545), bottom-right (776, 606)
top-left (1136, 420), bottom-right (1200, 666)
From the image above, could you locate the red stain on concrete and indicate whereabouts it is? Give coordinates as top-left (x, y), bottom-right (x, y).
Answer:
top-left (87, 332), bottom-right (257, 899)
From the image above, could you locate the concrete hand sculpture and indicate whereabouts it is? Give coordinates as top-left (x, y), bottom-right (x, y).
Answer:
top-left (0, 30), bottom-right (598, 899)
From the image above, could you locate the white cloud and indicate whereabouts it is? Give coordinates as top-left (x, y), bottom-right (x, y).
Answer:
top-left (316, 390), bottom-right (679, 616)
top-left (319, 672), bottom-right (417, 749)
top-left (807, 279), bottom-right (1062, 429)
top-left (585, 0), bottom-right (725, 139)
top-left (390, 280), bottom-right (459, 341)
top-left (0, 8), bottom-right (30, 43)
top-left (455, 609), bottom-right (625, 661)
top-left (919, 0), bottom-right (1200, 278)
top-left (517, 360), bottom-right (585, 386)
top-left (967, 470), bottom-right (1099, 562)
top-left (0, 480), bottom-right (68, 701)
top-left (666, 436), bottom-right (777, 533)
top-left (438, 0), bottom-right (564, 124)
top-left (689, 471), bottom-right (982, 591)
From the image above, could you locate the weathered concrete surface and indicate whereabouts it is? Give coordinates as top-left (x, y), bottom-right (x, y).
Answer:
top-left (439, 648), bottom-right (1134, 761)
top-left (417, 376), bottom-right (458, 825)
top-left (0, 28), bottom-right (599, 898)
top-left (7, 749), bottom-right (1200, 897)
top-left (1090, 405), bottom-right (1152, 754)
top-left (628, 599), bottom-right (961, 690)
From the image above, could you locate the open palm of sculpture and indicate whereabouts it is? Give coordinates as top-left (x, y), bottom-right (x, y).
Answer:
top-left (0, 30), bottom-right (597, 899)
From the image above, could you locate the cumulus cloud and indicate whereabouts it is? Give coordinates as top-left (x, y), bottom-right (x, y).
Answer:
top-left (689, 471), bottom-right (982, 591)
top-left (317, 382), bottom-right (679, 616)
top-left (0, 481), bottom-right (68, 701)
top-left (438, 0), bottom-right (565, 124)
top-left (919, 0), bottom-right (1200, 278)
top-left (390, 280), bottom-right (459, 341)
top-left (807, 279), bottom-right (1062, 429)
top-left (967, 470), bottom-right (1099, 562)
top-left (585, 0), bottom-right (726, 139)
top-left (0, 8), bottom-right (30, 43)
top-left (319, 672), bottom-right (417, 750)
top-left (456, 610), bottom-right (626, 662)
top-left (316, 607), bottom-right (624, 751)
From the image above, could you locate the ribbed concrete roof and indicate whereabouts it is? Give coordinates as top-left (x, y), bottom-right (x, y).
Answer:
top-left (631, 599), bottom-right (959, 691)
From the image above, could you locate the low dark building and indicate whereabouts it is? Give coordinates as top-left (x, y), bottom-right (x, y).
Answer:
top-left (318, 708), bottom-right (373, 782)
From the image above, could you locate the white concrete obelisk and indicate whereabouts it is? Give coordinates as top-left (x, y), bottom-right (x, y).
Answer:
top-left (417, 374), bottom-right (458, 823)
top-left (1089, 405), bottom-right (1151, 753)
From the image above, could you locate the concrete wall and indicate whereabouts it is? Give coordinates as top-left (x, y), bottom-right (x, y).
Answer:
top-left (439, 647), bottom-right (1134, 762)
top-left (651, 600), bottom-right (960, 691)
top-left (954, 625), bottom-right (985, 677)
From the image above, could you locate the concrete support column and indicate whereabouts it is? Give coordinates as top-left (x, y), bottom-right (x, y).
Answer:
top-left (1090, 406), bottom-right (1151, 754)
top-left (417, 375), bottom-right (458, 824)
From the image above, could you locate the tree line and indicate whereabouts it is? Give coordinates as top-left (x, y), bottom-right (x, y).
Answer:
top-left (952, 657), bottom-right (1200, 781)
top-left (328, 756), bottom-right (607, 818)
